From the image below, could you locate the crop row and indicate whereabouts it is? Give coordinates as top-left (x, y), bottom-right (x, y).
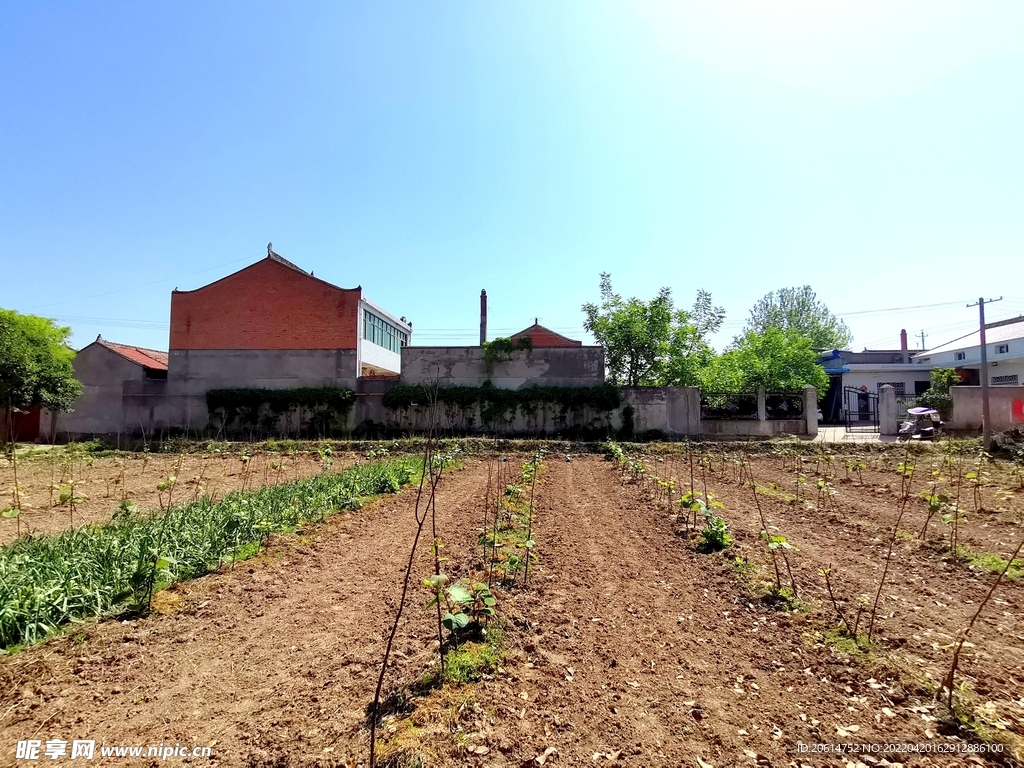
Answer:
top-left (0, 456), bottom-right (422, 649)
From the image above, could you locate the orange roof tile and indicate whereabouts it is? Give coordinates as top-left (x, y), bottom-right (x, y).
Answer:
top-left (100, 340), bottom-right (168, 370)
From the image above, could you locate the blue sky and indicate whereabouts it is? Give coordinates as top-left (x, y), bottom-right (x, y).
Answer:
top-left (2, 1), bottom-right (1023, 353)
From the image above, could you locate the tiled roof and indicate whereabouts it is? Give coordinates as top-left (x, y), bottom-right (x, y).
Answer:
top-left (510, 323), bottom-right (582, 347)
top-left (914, 316), bottom-right (1024, 358)
top-left (268, 250), bottom-right (310, 275)
top-left (100, 340), bottom-right (169, 370)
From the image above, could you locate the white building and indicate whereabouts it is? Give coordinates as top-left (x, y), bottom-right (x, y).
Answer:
top-left (914, 316), bottom-right (1024, 388)
top-left (356, 296), bottom-right (412, 377)
top-left (819, 334), bottom-right (934, 424)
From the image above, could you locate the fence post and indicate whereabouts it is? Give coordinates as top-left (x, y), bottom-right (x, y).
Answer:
top-left (803, 385), bottom-right (818, 438)
top-left (879, 384), bottom-right (899, 436)
top-left (756, 387), bottom-right (767, 422)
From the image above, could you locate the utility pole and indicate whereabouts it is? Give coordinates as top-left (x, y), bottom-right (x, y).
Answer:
top-left (918, 330), bottom-right (928, 350)
top-left (968, 297), bottom-right (1003, 450)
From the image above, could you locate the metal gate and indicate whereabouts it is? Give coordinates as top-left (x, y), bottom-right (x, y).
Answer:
top-left (844, 387), bottom-right (879, 432)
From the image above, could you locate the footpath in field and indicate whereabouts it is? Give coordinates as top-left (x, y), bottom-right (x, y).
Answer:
top-left (0, 458), bottom-right (489, 767)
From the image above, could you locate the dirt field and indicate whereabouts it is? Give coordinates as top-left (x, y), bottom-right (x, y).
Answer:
top-left (0, 450), bottom-right (359, 544)
top-left (1, 452), bottom-right (1022, 767)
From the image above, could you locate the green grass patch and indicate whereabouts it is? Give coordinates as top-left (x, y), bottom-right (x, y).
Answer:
top-left (821, 627), bottom-right (874, 657)
top-left (755, 484), bottom-right (797, 504)
top-left (962, 548), bottom-right (1024, 579)
top-left (438, 625), bottom-right (505, 685)
top-left (0, 456), bottom-right (423, 650)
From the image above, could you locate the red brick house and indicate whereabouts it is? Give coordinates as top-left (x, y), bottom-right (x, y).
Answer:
top-left (170, 249), bottom-right (411, 377)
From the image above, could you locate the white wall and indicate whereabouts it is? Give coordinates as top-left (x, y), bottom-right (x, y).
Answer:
top-left (359, 339), bottom-right (402, 374)
top-left (842, 366), bottom-right (933, 396)
top-left (983, 360), bottom-right (1024, 388)
top-left (919, 338), bottom-right (1024, 370)
top-left (356, 298), bottom-right (411, 376)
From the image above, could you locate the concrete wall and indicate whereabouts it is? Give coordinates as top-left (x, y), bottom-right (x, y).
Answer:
top-left (51, 348), bottom-right (360, 438)
top-left (385, 401), bottom-right (617, 437)
top-left (842, 367), bottom-right (933, 396)
top-left (621, 387), bottom-right (700, 438)
top-left (155, 349), bottom-right (360, 433)
top-left (57, 344), bottom-right (150, 437)
top-left (951, 386), bottom-right (1024, 431)
top-left (400, 346), bottom-right (606, 388)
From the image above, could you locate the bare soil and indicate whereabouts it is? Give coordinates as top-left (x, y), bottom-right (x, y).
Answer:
top-left (0, 451), bottom-right (358, 544)
top-left (1, 453), bottom-right (1022, 767)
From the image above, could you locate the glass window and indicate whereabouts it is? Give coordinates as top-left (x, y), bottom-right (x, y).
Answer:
top-left (363, 309), bottom-right (407, 353)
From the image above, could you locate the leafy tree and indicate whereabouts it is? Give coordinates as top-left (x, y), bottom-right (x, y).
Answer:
top-left (582, 274), bottom-right (723, 386)
top-left (702, 327), bottom-right (829, 392)
top-left (744, 286), bottom-right (852, 350)
top-left (916, 367), bottom-right (959, 420)
top-left (0, 309), bottom-right (81, 440)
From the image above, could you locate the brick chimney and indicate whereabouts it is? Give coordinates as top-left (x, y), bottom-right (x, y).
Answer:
top-left (480, 290), bottom-right (487, 346)
top-left (900, 329), bottom-right (909, 363)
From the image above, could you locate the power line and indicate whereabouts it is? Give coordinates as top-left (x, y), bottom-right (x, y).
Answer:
top-left (26, 252), bottom-right (263, 311)
top-left (836, 300), bottom-right (970, 318)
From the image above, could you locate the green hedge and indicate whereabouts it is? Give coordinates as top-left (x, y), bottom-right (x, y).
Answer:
top-left (382, 381), bottom-right (621, 423)
top-left (206, 387), bottom-right (356, 437)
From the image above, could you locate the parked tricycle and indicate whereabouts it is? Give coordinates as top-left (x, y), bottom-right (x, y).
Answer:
top-left (898, 407), bottom-right (943, 441)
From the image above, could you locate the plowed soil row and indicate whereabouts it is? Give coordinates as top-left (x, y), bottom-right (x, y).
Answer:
top-left (2, 455), bottom-right (1021, 767)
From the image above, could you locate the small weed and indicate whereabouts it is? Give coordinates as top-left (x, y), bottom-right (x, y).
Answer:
top-left (699, 512), bottom-right (732, 552)
top-left (429, 625), bottom-right (505, 686)
top-left (821, 627), bottom-right (874, 657)
top-left (960, 548), bottom-right (1024, 580)
top-left (731, 555), bottom-right (757, 580)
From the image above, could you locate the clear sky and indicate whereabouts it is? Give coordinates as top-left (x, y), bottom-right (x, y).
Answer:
top-left (3, 1), bottom-right (1023, 353)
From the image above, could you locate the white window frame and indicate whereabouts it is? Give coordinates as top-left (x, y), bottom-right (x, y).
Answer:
top-left (955, 351), bottom-right (966, 361)
top-left (996, 343), bottom-right (1010, 355)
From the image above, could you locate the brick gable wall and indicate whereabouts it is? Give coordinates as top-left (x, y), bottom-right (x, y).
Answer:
top-left (169, 258), bottom-right (361, 350)
top-left (511, 326), bottom-right (582, 348)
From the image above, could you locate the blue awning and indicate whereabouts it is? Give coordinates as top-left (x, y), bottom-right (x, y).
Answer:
top-left (823, 366), bottom-right (850, 374)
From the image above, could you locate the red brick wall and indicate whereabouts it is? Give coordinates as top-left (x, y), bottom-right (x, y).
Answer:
top-left (511, 326), bottom-right (582, 348)
top-left (169, 258), bottom-right (361, 350)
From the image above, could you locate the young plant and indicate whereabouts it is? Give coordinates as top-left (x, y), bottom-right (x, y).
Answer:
top-left (867, 447), bottom-right (916, 641)
top-left (57, 483), bottom-right (86, 528)
top-left (369, 409), bottom-right (445, 768)
top-left (942, 536), bottom-right (1024, 709)
top-left (319, 443), bottom-right (334, 473)
top-left (699, 509), bottom-right (732, 552)
top-left (156, 476), bottom-right (177, 511)
top-left (820, 564), bottom-right (856, 639)
top-left (763, 532), bottom-right (799, 599)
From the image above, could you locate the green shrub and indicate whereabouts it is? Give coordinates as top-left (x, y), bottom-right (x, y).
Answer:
top-left (205, 386), bottom-right (356, 438)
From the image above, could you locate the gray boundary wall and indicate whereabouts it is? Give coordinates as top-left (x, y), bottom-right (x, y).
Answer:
top-left (46, 340), bottom-right (820, 441)
top-left (47, 349), bottom-right (359, 439)
top-left (400, 346), bottom-right (606, 388)
top-left (951, 386), bottom-right (1024, 431)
